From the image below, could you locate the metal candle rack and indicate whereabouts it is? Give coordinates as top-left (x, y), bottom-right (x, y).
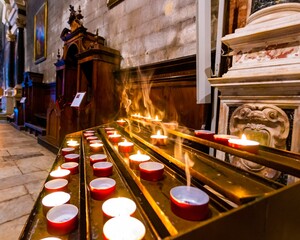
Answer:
top-left (20, 119), bottom-right (300, 240)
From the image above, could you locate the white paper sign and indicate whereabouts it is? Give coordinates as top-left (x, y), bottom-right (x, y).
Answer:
top-left (71, 92), bottom-right (86, 107)
top-left (20, 97), bottom-right (26, 103)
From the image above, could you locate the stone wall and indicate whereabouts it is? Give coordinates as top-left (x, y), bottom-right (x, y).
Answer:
top-left (25, 0), bottom-right (199, 83)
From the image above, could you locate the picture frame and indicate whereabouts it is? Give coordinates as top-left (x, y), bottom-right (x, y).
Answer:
top-left (34, 1), bottom-right (47, 64)
top-left (107, 0), bottom-right (124, 9)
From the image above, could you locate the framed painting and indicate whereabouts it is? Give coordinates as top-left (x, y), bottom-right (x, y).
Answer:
top-left (107, 0), bottom-right (124, 9)
top-left (34, 1), bottom-right (47, 64)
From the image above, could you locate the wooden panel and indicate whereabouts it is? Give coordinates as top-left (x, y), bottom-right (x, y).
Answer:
top-left (118, 55), bottom-right (210, 130)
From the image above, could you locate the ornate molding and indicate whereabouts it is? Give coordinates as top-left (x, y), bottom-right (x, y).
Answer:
top-left (229, 103), bottom-right (290, 179)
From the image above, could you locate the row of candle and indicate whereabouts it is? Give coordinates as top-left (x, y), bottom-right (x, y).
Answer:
top-left (195, 130), bottom-right (260, 154)
top-left (40, 139), bottom-right (83, 237)
top-left (86, 128), bottom-right (146, 239)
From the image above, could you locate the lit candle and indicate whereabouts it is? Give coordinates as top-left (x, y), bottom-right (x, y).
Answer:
top-left (116, 119), bottom-right (126, 126)
top-left (129, 150), bottom-right (150, 170)
top-left (64, 153), bottom-right (80, 162)
top-left (61, 162), bottom-right (79, 175)
top-left (89, 178), bottom-right (116, 200)
top-left (67, 140), bottom-right (79, 148)
top-left (103, 216), bottom-right (145, 240)
top-left (61, 147), bottom-right (75, 156)
top-left (150, 130), bottom-right (168, 146)
top-left (89, 154), bottom-right (107, 166)
top-left (102, 197), bottom-right (136, 218)
top-left (50, 167), bottom-right (71, 180)
top-left (131, 113), bottom-right (141, 119)
top-left (44, 179), bottom-right (68, 193)
top-left (151, 115), bottom-right (162, 123)
top-left (228, 134), bottom-right (260, 154)
top-left (139, 162), bottom-right (164, 181)
top-left (89, 142), bottom-right (104, 152)
top-left (42, 191), bottom-right (70, 215)
top-left (144, 114), bottom-right (152, 122)
top-left (170, 186), bottom-right (210, 221)
top-left (108, 131), bottom-right (121, 143)
top-left (46, 204), bottom-right (78, 236)
top-left (118, 139), bottom-right (134, 153)
top-left (66, 139), bottom-right (77, 145)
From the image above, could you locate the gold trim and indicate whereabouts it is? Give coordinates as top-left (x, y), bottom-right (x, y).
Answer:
top-left (34, 1), bottom-right (47, 64)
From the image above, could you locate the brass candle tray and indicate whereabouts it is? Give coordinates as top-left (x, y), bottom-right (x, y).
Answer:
top-left (20, 120), bottom-right (300, 240)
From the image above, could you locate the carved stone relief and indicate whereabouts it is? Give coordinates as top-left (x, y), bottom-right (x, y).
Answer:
top-left (229, 103), bottom-right (290, 179)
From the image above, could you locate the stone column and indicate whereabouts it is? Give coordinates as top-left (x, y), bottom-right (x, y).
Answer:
top-left (2, 28), bottom-right (16, 114)
top-left (14, 22), bottom-right (25, 99)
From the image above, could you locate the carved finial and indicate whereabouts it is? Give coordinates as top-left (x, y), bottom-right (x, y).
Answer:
top-left (67, 5), bottom-right (84, 32)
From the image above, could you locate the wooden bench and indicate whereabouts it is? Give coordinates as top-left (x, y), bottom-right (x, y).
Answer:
top-left (24, 122), bottom-right (46, 136)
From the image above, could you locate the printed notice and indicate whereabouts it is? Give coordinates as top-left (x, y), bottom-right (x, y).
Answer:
top-left (71, 92), bottom-right (86, 107)
top-left (20, 97), bottom-right (26, 103)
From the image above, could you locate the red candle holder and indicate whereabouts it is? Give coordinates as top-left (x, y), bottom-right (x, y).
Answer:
top-left (102, 197), bottom-right (136, 218)
top-left (89, 154), bottom-right (107, 166)
top-left (89, 178), bottom-right (116, 201)
top-left (42, 191), bottom-right (70, 215)
top-left (108, 132), bottom-right (121, 143)
top-left (64, 153), bottom-right (80, 162)
top-left (61, 147), bottom-right (75, 156)
top-left (129, 151), bottom-right (150, 170)
top-left (89, 142), bottom-right (104, 152)
top-left (103, 216), bottom-right (145, 240)
top-left (50, 168), bottom-right (71, 181)
top-left (116, 119), bottom-right (126, 126)
top-left (46, 204), bottom-right (78, 236)
top-left (194, 130), bottom-right (215, 141)
top-left (44, 179), bottom-right (68, 193)
top-left (90, 139), bottom-right (102, 144)
top-left (170, 186), bottom-right (210, 221)
top-left (118, 140), bottom-right (134, 153)
top-left (228, 138), bottom-right (259, 154)
top-left (61, 162), bottom-right (79, 175)
top-left (86, 136), bottom-right (98, 143)
top-left (40, 237), bottom-right (61, 240)
top-left (93, 162), bottom-right (113, 177)
top-left (213, 134), bottom-right (239, 146)
top-left (150, 130), bottom-right (168, 146)
top-left (139, 162), bottom-right (164, 181)
top-left (83, 132), bottom-right (94, 138)
top-left (105, 127), bottom-right (115, 132)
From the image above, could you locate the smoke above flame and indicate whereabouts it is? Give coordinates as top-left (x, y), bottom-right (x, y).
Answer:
top-left (174, 136), bottom-right (194, 187)
top-left (119, 66), bottom-right (193, 187)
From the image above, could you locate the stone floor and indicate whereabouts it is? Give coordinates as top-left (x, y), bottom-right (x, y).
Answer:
top-left (0, 121), bottom-right (56, 240)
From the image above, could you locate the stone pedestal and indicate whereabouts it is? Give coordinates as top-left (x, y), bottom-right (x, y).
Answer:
top-left (1, 95), bottom-right (14, 115)
top-left (209, 3), bottom-right (300, 183)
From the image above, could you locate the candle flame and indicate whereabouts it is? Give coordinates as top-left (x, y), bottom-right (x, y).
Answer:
top-left (241, 134), bottom-right (247, 140)
top-left (57, 166), bottom-right (61, 171)
top-left (155, 115), bottom-right (159, 120)
top-left (156, 130), bottom-right (161, 136)
top-left (123, 139), bottom-right (127, 143)
top-left (137, 150), bottom-right (141, 155)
